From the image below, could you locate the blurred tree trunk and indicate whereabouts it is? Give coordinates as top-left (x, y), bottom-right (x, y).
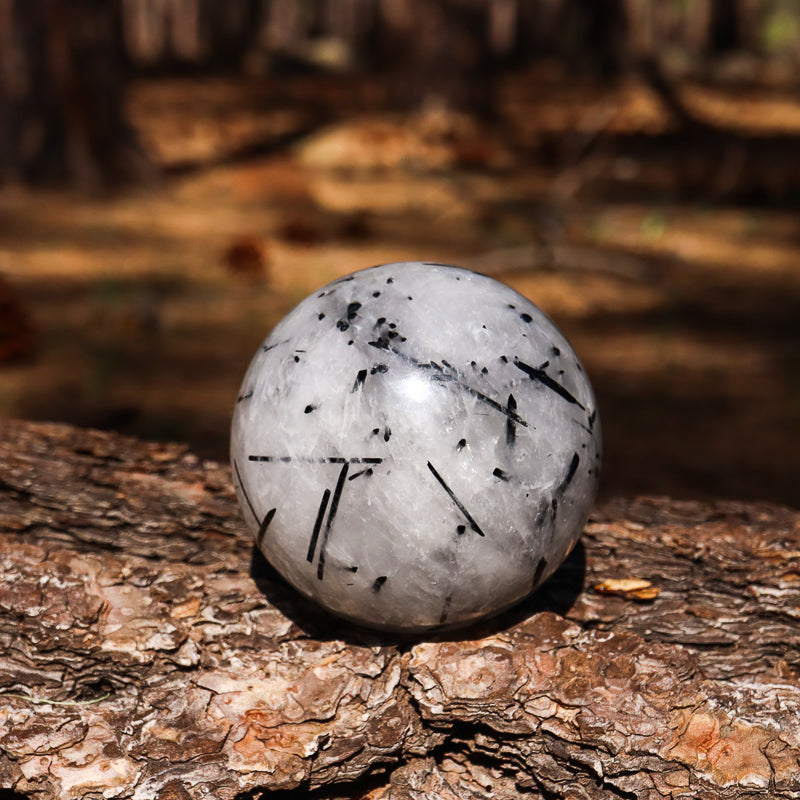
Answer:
top-left (122, 0), bottom-right (263, 70)
top-left (585, 0), bottom-right (630, 75)
top-left (708, 0), bottom-right (740, 53)
top-left (684, 0), bottom-right (712, 54)
top-left (0, 0), bottom-right (154, 188)
top-left (708, 0), bottom-right (740, 56)
top-left (736, 0), bottom-right (766, 53)
top-left (521, 0), bottom-right (629, 75)
top-left (375, 0), bottom-right (495, 116)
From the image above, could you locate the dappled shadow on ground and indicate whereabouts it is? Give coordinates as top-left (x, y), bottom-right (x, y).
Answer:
top-left (1, 72), bottom-right (799, 509)
top-left (570, 272), bottom-right (800, 506)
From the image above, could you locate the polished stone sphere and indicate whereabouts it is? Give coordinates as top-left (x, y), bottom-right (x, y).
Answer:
top-left (231, 262), bottom-right (600, 632)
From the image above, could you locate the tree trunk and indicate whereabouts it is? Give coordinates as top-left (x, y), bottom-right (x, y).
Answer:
top-left (707, 0), bottom-right (741, 54)
top-left (0, 0), bottom-right (154, 188)
top-left (1, 419), bottom-right (800, 799)
top-left (374, 0), bottom-right (495, 116)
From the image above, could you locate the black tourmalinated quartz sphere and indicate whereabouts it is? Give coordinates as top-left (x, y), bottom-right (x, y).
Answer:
top-left (231, 262), bottom-right (601, 632)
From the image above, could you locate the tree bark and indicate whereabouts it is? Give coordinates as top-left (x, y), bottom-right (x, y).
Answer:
top-left (0, 0), bottom-right (154, 188)
top-left (1, 419), bottom-right (800, 799)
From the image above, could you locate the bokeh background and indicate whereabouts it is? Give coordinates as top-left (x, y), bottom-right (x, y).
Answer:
top-left (0, 0), bottom-right (798, 507)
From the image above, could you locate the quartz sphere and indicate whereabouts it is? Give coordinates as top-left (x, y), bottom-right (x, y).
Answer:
top-left (231, 262), bottom-right (600, 632)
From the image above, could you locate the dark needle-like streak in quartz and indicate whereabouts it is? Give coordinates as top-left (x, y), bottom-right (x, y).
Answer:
top-left (439, 592), bottom-right (454, 624)
top-left (316, 462), bottom-right (350, 579)
top-left (367, 339), bottom-right (527, 427)
top-left (234, 460), bottom-right (278, 548)
top-left (247, 454), bottom-right (384, 574)
top-left (513, 357), bottom-right (585, 409)
top-left (427, 461), bottom-right (485, 536)
top-left (256, 507), bottom-right (277, 548)
top-left (554, 452), bottom-right (580, 499)
top-left (506, 393), bottom-right (517, 446)
top-left (233, 459), bottom-right (260, 526)
top-left (307, 489), bottom-right (331, 563)
top-left (249, 455), bottom-right (383, 464)
top-left (352, 369), bottom-right (368, 392)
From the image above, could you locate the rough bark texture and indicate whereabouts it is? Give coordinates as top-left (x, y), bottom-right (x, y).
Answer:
top-left (1, 419), bottom-right (799, 799)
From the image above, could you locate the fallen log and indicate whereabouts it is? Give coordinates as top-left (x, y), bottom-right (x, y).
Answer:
top-left (1, 419), bottom-right (799, 799)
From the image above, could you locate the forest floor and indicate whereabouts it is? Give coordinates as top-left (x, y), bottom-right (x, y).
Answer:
top-left (1, 65), bottom-right (798, 507)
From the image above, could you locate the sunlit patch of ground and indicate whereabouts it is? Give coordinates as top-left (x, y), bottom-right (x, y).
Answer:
top-left (0, 73), bottom-right (798, 507)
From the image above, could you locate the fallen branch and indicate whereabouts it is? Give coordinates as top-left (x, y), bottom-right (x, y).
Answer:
top-left (1, 419), bottom-right (799, 799)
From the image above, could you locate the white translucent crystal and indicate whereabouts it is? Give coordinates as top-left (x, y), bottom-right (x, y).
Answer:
top-left (231, 262), bottom-right (601, 632)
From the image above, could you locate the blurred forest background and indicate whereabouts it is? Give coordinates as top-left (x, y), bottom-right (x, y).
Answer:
top-left (0, 0), bottom-right (798, 507)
